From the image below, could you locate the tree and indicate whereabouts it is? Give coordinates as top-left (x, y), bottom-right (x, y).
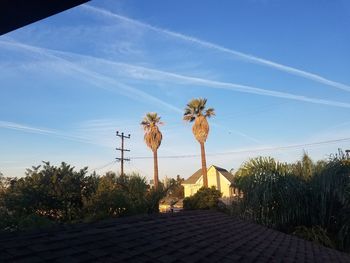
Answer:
top-left (86, 172), bottom-right (130, 219)
top-left (141, 112), bottom-right (163, 189)
top-left (233, 157), bottom-right (307, 229)
top-left (4, 162), bottom-right (89, 222)
top-left (167, 175), bottom-right (184, 199)
top-left (290, 152), bottom-right (314, 180)
top-left (232, 153), bottom-right (350, 251)
top-left (183, 98), bottom-right (215, 187)
top-left (183, 186), bottom-right (222, 210)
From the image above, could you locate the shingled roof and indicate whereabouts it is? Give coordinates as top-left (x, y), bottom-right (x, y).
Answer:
top-left (212, 165), bottom-right (235, 182)
top-left (182, 169), bottom-right (202, 184)
top-left (1, 210), bottom-right (349, 262)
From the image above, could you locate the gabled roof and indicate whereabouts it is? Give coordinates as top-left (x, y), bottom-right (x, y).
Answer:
top-left (0, 211), bottom-right (349, 262)
top-left (211, 165), bottom-right (235, 183)
top-left (183, 166), bottom-right (235, 185)
top-left (182, 168), bottom-right (202, 184)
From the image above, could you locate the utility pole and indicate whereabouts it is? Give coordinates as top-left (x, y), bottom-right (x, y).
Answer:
top-left (116, 131), bottom-right (130, 176)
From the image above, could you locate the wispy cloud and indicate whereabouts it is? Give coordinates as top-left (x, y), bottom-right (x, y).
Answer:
top-left (83, 4), bottom-right (350, 93)
top-left (0, 39), bottom-right (182, 114)
top-left (113, 60), bottom-right (350, 108)
top-left (0, 40), bottom-right (267, 145)
top-left (2, 39), bottom-right (350, 110)
top-left (0, 121), bottom-right (56, 135)
top-left (0, 120), bottom-right (106, 147)
top-left (31, 44), bottom-right (350, 109)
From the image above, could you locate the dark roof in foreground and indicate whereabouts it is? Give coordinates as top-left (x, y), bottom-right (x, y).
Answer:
top-left (1, 211), bottom-right (349, 263)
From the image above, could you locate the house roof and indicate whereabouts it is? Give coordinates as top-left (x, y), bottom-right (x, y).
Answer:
top-left (0, 211), bottom-right (349, 262)
top-left (182, 166), bottom-right (235, 185)
top-left (182, 168), bottom-right (202, 184)
top-left (212, 165), bottom-right (235, 183)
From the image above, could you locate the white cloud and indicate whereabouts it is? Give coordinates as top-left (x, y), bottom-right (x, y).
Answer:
top-left (2, 39), bottom-right (349, 109)
top-left (83, 4), bottom-right (350, 93)
top-left (0, 39), bottom-right (182, 114)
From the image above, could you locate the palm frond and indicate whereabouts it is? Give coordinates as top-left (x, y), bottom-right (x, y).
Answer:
top-left (183, 115), bottom-right (195, 122)
top-left (184, 98), bottom-right (214, 141)
top-left (141, 112), bottom-right (163, 152)
top-left (205, 108), bottom-right (215, 118)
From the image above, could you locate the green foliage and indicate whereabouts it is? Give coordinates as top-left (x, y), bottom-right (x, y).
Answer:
top-left (146, 186), bottom-right (167, 213)
top-left (0, 162), bottom-right (172, 231)
top-left (293, 226), bottom-right (335, 248)
top-left (85, 172), bottom-right (130, 219)
top-left (16, 214), bottom-right (55, 231)
top-left (82, 172), bottom-right (167, 221)
top-left (233, 157), bottom-right (307, 229)
top-left (310, 157), bottom-right (350, 250)
top-left (183, 186), bottom-right (222, 210)
top-left (3, 162), bottom-right (89, 222)
top-left (167, 175), bottom-right (184, 199)
top-left (0, 208), bottom-right (16, 231)
top-left (232, 152), bottom-right (350, 251)
top-left (290, 152), bottom-right (315, 180)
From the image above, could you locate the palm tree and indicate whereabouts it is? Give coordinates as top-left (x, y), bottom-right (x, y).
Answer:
top-left (141, 113), bottom-right (163, 189)
top-left (183, 98), bottom-right (215, 187)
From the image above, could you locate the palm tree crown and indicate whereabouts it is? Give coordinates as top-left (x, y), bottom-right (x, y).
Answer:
top-left (141, 112), bottom-right (163, 152)
top-left (183, 98), bottom-right (215, 143)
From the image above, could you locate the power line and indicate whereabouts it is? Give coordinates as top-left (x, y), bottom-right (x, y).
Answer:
top-left (131, 137), bottom-right (350, 160)
top-left (89, 160), bottom-right (117, 172)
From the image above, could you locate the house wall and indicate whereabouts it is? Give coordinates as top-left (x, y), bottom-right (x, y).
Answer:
top-left (184, 183), bottom-right (202, 197)
top-left (183, 167), bottom-right (233, 198)
top-left (183, 167), bottom-right (235, 198)
top-left (207, 166), bottom-right (231, 197)
top-left (184, 176), bottom-right (203, 197)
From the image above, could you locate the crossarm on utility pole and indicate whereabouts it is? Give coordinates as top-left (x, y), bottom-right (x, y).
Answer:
top-left (116, 131), bottom-right (131, 176)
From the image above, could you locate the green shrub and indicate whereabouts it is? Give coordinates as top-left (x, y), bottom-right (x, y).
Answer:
top-left (17, 214), bottom-right (55, 230)
top-left (183, 186), bottom-right (222, 210)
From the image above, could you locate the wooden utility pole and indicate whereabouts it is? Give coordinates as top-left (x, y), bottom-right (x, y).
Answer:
top-left (116, 131), bottom-right (130, 176)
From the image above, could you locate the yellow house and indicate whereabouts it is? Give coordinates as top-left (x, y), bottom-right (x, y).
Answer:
top-left (182, 165), bottom-right (235, 198)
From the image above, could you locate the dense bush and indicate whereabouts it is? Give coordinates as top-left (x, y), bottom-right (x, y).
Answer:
top-left (232, 152), bottom-right (350, 252)
top-left (183, 186), bottom-right (222, 210)
top-left (0, 162), bottom-right (171, 231)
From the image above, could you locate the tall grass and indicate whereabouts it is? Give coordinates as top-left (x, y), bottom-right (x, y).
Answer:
top-left (232, 152), bottom-right (350, 251)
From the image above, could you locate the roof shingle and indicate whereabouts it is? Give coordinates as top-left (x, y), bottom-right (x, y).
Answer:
top-left (0, 211), bottom-right (349, 262)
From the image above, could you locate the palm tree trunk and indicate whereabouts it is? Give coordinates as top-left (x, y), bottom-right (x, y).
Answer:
top-left (153, 150), bottom-right (159, 189)
top-left (200, 142), bottom-right (208, 187)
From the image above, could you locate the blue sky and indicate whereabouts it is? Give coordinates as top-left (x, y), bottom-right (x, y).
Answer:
top-left (1, 0), bottom-right (350, 180)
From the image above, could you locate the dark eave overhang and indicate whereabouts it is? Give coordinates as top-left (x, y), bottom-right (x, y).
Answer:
top-left (0, 0), bottom-right (90, 36)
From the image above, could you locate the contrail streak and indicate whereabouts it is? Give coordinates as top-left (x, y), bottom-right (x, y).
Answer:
top-left (82, 4), bottom-right (350, 93)
top-left (0, 120), bottom-right (102, 146)
top-left (0, 39), bottom-right (182, 113)
top-left (0, 121), bottom-right (56, 135)
top-left (1, 39), bottom-right (350, 109)
top-left (0, 40), bottom-right (266, 143)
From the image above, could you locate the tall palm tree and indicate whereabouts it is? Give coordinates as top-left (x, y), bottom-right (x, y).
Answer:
top-left (141, 113), bottom-right (163, 189)
top-left (183, 98), bottom-right (215, 187)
